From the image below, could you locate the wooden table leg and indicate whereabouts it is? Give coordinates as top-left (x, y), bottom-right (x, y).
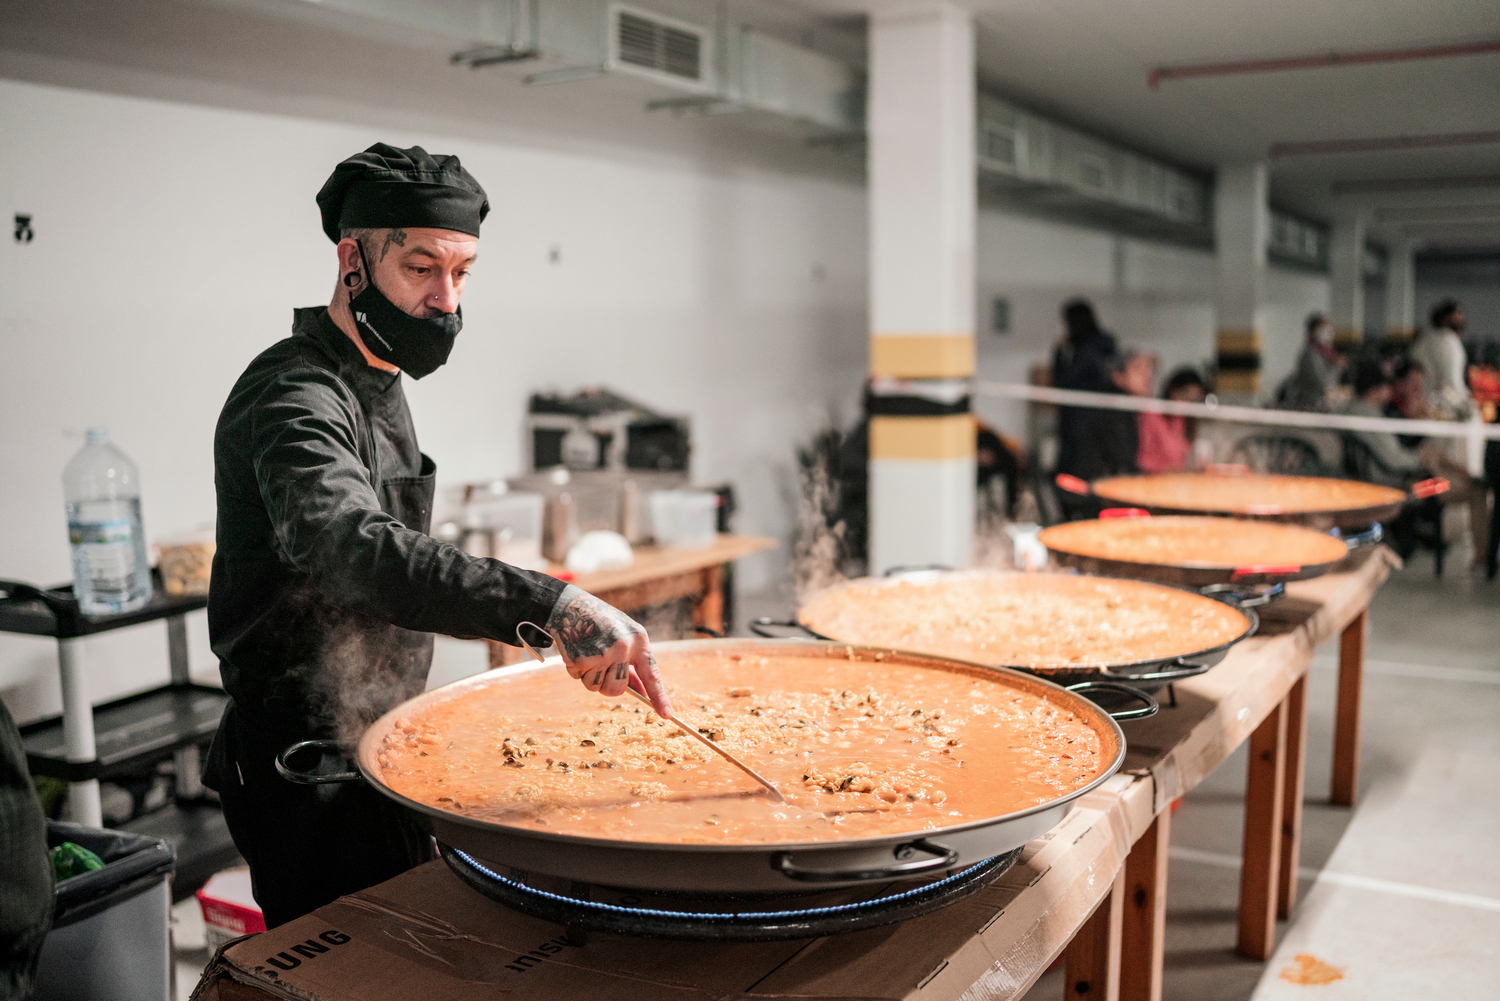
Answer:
top-left (692, 564), bottom-right (725, 636)
top-left (1237, 698), bottom-right (1288, 961)
top-left (1277, 674), bottom-right (1308, 919)
top-left (1064, 868), bottom-right (1124, 1000)
top-left (1331, 610), bottom-right (1366, 807)
top-left (1120, 810), bottom-right (1169, 1001)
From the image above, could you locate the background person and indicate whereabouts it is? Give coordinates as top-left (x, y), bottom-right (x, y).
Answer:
top-left (1344, 359), bottom-right (1489, 566)
top-left (1052, 298), bottom-right (1119, 479)
top-left (1276, 312), bottom-right (1345, 412)
top-left (1411, 300), bottom-right (1472, 418)
top-left (1137, 365), bottom-right (1205, 473)
top-left (1057, 348), bottom-right (1152, 483)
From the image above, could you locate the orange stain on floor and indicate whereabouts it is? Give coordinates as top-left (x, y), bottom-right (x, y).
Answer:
top-left (1278, 953), bottom-right (1345, 986)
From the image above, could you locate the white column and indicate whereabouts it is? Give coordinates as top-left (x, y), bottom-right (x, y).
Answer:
top-left (1329, 214), bottom-right (1369, 347)
top-left (1383, 238), bottom-right (1417, 343)
top-left (1214, 163), bottom-right (1269, 400)
top-left (867, 2), bottom-right (976, 574)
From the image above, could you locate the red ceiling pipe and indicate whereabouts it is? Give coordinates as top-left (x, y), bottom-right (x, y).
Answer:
top-left (1149, 38), bottom-right (1500, 88)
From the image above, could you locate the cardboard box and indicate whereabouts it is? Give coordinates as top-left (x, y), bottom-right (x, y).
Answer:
top-left (190, 774), bottom-right (1142, 1001)
top-left (197, 868), bottom-right (266, 952)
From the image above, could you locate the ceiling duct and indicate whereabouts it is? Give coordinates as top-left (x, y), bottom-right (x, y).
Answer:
top-left (609, 4), bottom-right (708, 90)
top-left (732, 29), bottom-right (863, 132)
top-left (977, 93), bottom-right (1210, 240)
top-left (1268, 209), bottom-right (1328, 271)
top-left (224, 0), bottom-right (862, 132)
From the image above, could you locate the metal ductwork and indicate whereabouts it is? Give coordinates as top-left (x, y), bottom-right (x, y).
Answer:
top-left (211, 0), bottom-right (862, 133)
top-left (1268, 209), bottom-right (1329, 271)
top-left (976, 93), bottom-right (1210, 238)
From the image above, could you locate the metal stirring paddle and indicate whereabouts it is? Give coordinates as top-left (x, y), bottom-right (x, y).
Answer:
top-left (514, 624), bottom-right (787, 804)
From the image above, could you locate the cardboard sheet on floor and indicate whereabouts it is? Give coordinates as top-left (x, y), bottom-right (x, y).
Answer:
top-left (1119, 546), bottom-right (1397, 813)
top-left (188, 775), bottom-right (1150, 1001)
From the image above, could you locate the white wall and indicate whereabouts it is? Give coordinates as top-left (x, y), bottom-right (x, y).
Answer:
top-left (972, 210), bottom-right (1329, 434)
top-left (0, 76), bottom-right (1333, 726)
top-left (0, 79), bottom-right (867, 721)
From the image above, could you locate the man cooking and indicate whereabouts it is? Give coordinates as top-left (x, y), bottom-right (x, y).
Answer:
top-left (204, 144), bottom-right (673, 928)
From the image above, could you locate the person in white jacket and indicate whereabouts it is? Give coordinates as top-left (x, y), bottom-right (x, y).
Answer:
top-left (1410, 300), bottom-right (1471, 419)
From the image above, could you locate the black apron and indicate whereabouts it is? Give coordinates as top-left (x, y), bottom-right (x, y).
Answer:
top-left (206, 457), bottom-right (438, 929)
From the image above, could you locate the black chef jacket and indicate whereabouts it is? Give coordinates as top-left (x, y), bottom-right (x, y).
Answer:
top-left (207, 307), bottom-right (566, 744)
top-left (203, 306), bottom-right (568, 926)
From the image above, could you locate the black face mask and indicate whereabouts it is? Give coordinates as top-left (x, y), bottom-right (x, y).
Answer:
top-left (344, 241), bottom-right (461, 379)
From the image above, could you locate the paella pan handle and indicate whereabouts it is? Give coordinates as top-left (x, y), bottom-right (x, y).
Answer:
top-left (275, 739), bottom-right (363, 785)
top-left (882, 564), bottom-right (955, 576)
top-left (749, 617), bottom-right (822, 639)
top-left (1339, 523), bottom-right (1384, 550)
top-left (1411, 477), bottom-right (1449, 500)
top-left (1065, 681), bottom-right (1159, 721)
top-left (1054, 473), bottom-right (1091, 496)
top-left (772, 838), bottom-right (960, 883)
top-left (1198, 581), bottom-right (1285, 608)
top-left (1098, 659), bottom-right (1210, 684)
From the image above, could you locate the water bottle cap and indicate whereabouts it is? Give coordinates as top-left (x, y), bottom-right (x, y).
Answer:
top-left (85, 427), bottom-right (109, 444)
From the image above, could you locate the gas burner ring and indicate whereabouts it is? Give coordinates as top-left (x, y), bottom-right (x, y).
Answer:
top-left (439, 842), bottom-right (1021, 942)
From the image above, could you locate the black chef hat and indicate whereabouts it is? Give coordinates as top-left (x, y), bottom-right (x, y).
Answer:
top-left (316, 143), bottom-right (489, 243)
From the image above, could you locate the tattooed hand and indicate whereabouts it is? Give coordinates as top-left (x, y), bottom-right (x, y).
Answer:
top-left (544, 585), bottom-right (672, 717)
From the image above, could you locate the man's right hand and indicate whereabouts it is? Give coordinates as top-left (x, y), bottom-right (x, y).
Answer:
top-left (544, 585), bottom-right (672, 718)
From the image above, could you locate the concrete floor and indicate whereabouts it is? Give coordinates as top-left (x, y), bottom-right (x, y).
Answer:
top-left (174, 549), bottom-right (1498, 999)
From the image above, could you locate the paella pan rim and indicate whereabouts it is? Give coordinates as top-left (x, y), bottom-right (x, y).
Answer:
top-left (793, 569), bottom-right (1259, 678)
top-left (354, 637), bottom-right (1128, 858)
top-left (1088, 472), bottom-right (1406, 528)
top-left (1036, 515), bottom-right (1350, 582)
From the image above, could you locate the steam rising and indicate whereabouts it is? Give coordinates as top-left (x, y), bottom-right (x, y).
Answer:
top-left (299, 601), bottom-right (432, 750)
top-left (792, 458), bottom-right (850, 600)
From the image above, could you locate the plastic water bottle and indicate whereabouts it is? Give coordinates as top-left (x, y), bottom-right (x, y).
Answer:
top-left (63, 428), bottom-right (152, 614)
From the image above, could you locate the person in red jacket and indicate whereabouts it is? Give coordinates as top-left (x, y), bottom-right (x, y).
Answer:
top-left (1138, 366), bottom-right (1206, 473)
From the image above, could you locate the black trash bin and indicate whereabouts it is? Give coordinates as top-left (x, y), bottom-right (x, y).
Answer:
top-left (35, 820), bottom-right (176, 1001)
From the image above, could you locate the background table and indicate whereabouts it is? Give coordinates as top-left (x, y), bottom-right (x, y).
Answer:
top-left (486, 534), bottom-right (775, 665)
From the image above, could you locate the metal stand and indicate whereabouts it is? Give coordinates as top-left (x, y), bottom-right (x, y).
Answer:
top-left (167, 616), bottom-right (204, 799)
top-left (1, 577), bottom-right (211, 826)
top-left (59, 637), bottom-right (102, 827)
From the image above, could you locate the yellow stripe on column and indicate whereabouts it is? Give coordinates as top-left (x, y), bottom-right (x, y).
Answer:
top-left (869, 415), bottom-right (975, 460)
top-left (1215, 370), bottom-right (1261, 394)
top-left (1333, 326), bottom-right (1363, 348)
top-left (870, 334), bottom-right (975, 378)
top-left (1215, 329), bottom-right (1262, 354)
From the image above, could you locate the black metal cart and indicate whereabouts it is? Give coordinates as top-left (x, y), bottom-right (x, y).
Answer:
top-left (0, 574), bottom-right (224, 827)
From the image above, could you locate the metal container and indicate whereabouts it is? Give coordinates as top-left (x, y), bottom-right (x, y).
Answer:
top-left (278, 639), bottom-right (1141, 893)
top-left (1058, 470), bottom-right (1443, 530)
top-left (764, 569), bottom-right (1268, 692)
top-left (1040, 516), bottom-right (1383, 587)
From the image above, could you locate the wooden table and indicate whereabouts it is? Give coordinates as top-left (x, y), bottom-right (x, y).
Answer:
top-left (1059, 545), bottom-right (1395, 1000)
top-left (196, 547), bottom-right (1391, 1001)
top-left (486, 534), bottom-right (775, 666)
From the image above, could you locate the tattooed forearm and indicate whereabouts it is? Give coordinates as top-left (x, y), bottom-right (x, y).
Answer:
top-left (546, 586), bottom-right (643, 660)
top-left (379, 227), bottom-right (408, 262)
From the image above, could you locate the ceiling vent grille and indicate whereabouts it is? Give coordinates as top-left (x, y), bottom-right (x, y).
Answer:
top-left (613, 6), bottom-right (704, 83)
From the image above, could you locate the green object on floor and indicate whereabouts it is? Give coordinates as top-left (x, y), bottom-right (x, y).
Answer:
top-left (51, 841), bottom-right (105, 880)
